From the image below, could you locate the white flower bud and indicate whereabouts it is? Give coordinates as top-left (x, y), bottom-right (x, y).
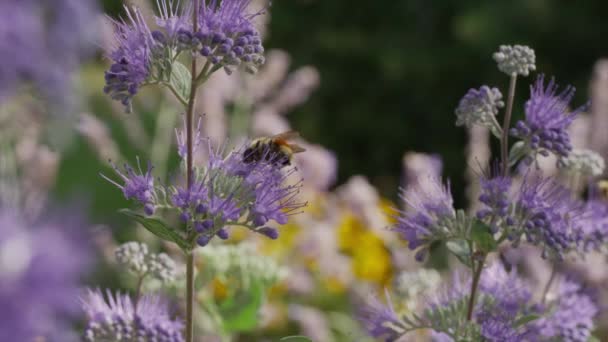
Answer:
top-left (557, 149), bottom-right (606, 177)
top-left (493, 45), bottom-right (536, 76)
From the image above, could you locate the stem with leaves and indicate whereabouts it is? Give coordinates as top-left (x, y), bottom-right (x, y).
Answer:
top-left (466, 73), bottom-right (518, 322)
top-left (185, 1), bottom-right (200, 341)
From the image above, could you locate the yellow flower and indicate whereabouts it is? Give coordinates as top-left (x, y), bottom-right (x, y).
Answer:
top-left (336, 211), bottom-right (393, 286)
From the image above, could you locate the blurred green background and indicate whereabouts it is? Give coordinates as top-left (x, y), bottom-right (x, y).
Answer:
top-left (70, 0), bottom-right (607, 224)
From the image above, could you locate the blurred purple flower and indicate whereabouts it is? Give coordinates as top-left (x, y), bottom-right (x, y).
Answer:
top-left (531, 279), bottom-right (598, 342)
top-left (82, 289), bottom-right (184, 341)
top-left (0, 0), bottom-right (97, 110)
top-left (394, 177), bottom-right (455, 260)
top-left (358, 292), bottom-right (405, 342)
top-left (511, 75), bottom-right (587, 160)
top-left (0, 207), bottom-right (90, 341)
top-left (576, 200), bottom-right (608, 253)
top-left (512, 175), bottom-right (584, 259)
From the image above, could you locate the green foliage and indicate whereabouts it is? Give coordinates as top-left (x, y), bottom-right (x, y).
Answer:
top-left (280, 336), bottom-right (314, 342)
top-left (167, 62), bottom-right (191, 104)
top-left (119, 209), bottom-right (190, 251)
top-left (218, 280), bottom-right (264, 332)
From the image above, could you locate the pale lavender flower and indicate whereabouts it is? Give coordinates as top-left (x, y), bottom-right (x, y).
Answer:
top-left (577, 200), bottom-right (608, 252)
top-left (82, 289), bottom-right (184, 342)
top-left (510, 75), bottom-right (588, 160)
top-left (511, 175), bottom-right (584, 259)
top-left (394, 177), bottom-right (455, 261)
top-left (455, 85), bottom-right (504, 136)
top-left (0, 207), bottom-right (90, 341)
top-left (531, 279), bottom-right (598, 342)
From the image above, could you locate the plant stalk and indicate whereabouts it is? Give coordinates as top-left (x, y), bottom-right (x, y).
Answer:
top-left (501, 73), bottom-right (518, 176)
top-left (185, 0), bottom-right (200, 341)
top-left (466, 254), bottom-right (486, 321)
top-left (541, 264), bottom-right (557, 305)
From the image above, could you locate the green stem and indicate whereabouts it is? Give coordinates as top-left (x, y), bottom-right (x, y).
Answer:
top-left (185, 1), bottom-right (200, 341)
top-left (501, 74), bottom-right (518, 176)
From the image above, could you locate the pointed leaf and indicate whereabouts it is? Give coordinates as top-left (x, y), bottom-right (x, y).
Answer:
top-left (513, 314), bottom-right (540, 328)
top-left (169, 62), bottom-right (191, 101)
top-left (280, 337), bottom-right (313, 342)
top-left (119, 209), bottom-right (189, 251)
top-left (446, 239), bottom-right (471, 267)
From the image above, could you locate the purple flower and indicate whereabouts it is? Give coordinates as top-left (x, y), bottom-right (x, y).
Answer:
top-left (104, 6), bottom-right (156, 113)
top-left (512, 175), bottom-right (584, 259)
top-left (394, 178), bottom-right (455, 258)
top-left (454, 85), bottom-right (504, 135)
top-left (510, 75), bottom-right (587, 159)
top-left (478, 263), bottom-right (532, 317)
top-left (0, 207), bottom-right (90, 341)
top-left (0, 0), bottom-right (98, 110)
top-left (194, 0), bottom-right (266, 74)
top-left (358, 292), bottom-right (405, 342)
top-left (476, 173), bottom-right (512, 233)
top-left (479, 316), bottom-right (522, 342)
top-left (82, 289), bottom-right (184, 341)
top-left (176, 116), bottom-right (203, 159)
top-left (531, 279), bottom-right (598, 342)
top-left (167, 138), bottom-right (305, 245)
top-left (102, 157), bottom-right (156, 211)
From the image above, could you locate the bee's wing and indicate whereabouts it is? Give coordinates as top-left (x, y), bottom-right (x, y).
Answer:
top-left (270, 131), bottom-right (300, 140)
top-left (288, 144), bottom-right (306, 153)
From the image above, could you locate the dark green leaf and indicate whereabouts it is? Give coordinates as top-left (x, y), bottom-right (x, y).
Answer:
top-left (169, 62), bottom-right (191, 101)
top-left (471, 220), bottom-right (497, 253)
top-left (219, 280), bottom-right (264, 332)
top-left (446, 239), bottom-right (471, 267)
top-left (119, 209), bottom-right (189, 251)
top-left (280, 336), bottom-right (314, 342)
top-left (513, 314), bottom-right (540, 328)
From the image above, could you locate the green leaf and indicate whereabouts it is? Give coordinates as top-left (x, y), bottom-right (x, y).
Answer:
top-left (587, 336), bottom-right (601, 342)
top-left (513, 314), bottom-right (540, 328)
top-left (446, 239), bottom-right (471, 267)
top-left (119, 209), bottom-right (189, 251)
top-left (218, 279), bottom-right (264, 332)
top-left (169, 62), bottom-right (191, 102)
top-left (508, 141), bottom-right (528, 167)
top-left (471, 220), bottom-right (497, 253)
top-left (280, 336), bottom-right (314, 342)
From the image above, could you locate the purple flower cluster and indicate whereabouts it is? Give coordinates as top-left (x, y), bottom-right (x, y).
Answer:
top-left (0, 0), bottom-right (97, 109)
top-left (171, 140), bottom-right (304, 246)
top-left (179, 0), bottom-right (266, 74)
top-left (531, 279), bottom-right (598, 342)
top-left (0, 207), bottom-right (90, 341)
top-left (104, 7), bottom-right (160, 113)
top-left (510, 75), bottom-right (587, 161)
top-left (476, 174), bottom-right (513, 233)
top-left (104, 131), bottom-right (305, 246)
top-left (394, 177), bottom-right (455, 261)
top-left (511, 175), bottom-right (584, 259)
top-left (82, 289), bottom-right (184, 342)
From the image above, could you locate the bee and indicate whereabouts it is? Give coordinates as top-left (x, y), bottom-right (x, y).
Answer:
top-left (243, 131), bottom-right (306, 167)
top-left (597, 180), bottom-right (608, 200)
